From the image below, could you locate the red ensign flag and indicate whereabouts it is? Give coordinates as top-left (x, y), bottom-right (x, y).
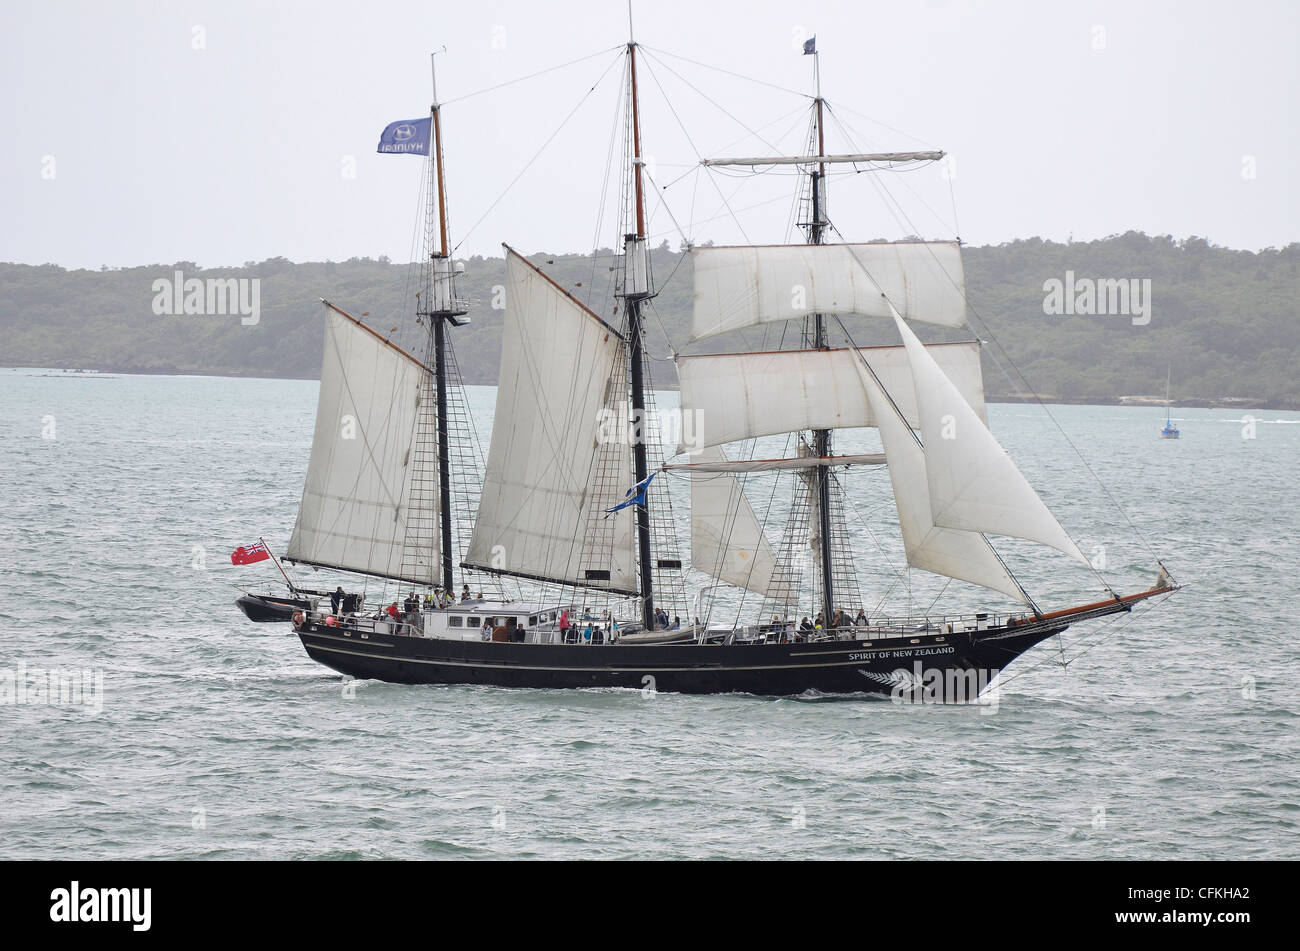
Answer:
top-left (231, 542), bottom-right (271, 565)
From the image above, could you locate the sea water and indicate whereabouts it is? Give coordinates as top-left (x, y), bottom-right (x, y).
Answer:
top-left (1, 369), bottom-right (1296, 859)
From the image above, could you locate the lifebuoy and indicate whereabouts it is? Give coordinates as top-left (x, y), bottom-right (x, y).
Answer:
top-left (291, 610), bottom-right (306, 628)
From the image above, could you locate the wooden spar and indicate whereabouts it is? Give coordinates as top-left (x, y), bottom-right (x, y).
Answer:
top-left (431, 52), bottom-right (449, 257)
top-left (1034, 584), bottom-right (1178, 623)
top-left (629, 42), bottom-right (646, 239)
top-left (320, 299), bottom-right (432, 372)
top-left (663, 454), bottom-right (887, 472)
top-left (501, 244), bottom-right (626, 339)
top-left (432, 106), bottom-right (449, 257)
top-left (259, 536), bottom-right (297, 593)
top-left (701, 151), bottom-right (944, 167)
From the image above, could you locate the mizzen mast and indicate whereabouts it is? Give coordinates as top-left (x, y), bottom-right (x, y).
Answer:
top-left (806, 43), bottom-right (836, 629)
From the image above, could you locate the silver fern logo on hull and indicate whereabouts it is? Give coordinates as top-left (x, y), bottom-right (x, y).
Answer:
top-left (858, 662), bottom-right (1000, 714)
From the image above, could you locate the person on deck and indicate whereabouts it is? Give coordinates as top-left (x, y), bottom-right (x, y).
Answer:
top-left (331, 587), bottom-right (344, 615)
top-left (855, 608), bottom-right (869, 628)
top-left (670, 616), bottom-right (680, 630)
top-left (800, 616), bottom-right (813, 634)
top-left (386, 602), bottom-right (399, 623)
top-left (404, 592), bottom-right (418, 618)
top-left (461, 584), bottom-right (472, 602)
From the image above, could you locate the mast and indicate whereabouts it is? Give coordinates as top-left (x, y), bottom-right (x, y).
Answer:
top-left (808, 50), bottom-right (835, 629)
top-left (419, 51), bottom-right (467, 594)
top-left (1165, 365), bottom-right (1173, 424)
top-left (620, 36), bottom-right (657, 632)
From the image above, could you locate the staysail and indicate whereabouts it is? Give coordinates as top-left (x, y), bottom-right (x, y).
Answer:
top-left (688, 446), bottom-right (778, 597)
top-left (852, 359), bottom-right (1028, 602)
top-left (463, 248), bottom-right (638, 592)
top-left (286, 302), bottom-right (438, 585)
top-left (690, 241), bottom-right (966, 341)
top-left (675, 342), bottom-right (985, 453)
top-left (892, 313), bottom-right (1090, 565)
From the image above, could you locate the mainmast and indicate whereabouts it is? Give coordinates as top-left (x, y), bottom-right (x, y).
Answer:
top-left (619, 37), bottom-right (657, 632)
top-left (418, 52), bottom-right (468, 594)
top-left (806, 47), bottom-right (836, 629)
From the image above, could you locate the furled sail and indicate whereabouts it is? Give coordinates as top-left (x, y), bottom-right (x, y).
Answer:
top-left (286, 303), bottom-right (437, 585)
top-left (689, 446), bottom-right (777, 597)
top-left (892, 314), bottom-right (1091, 565)
top-left (852, 360), bottom-right (1028, 602)
top-left (668, 453), bottom-right (886, 473)
top-left (675, 342), bottom-right (985, 453)
top-left (690, 241), bottom-right (966, 341)
top-left (464, 248), bottom-right (637, 592)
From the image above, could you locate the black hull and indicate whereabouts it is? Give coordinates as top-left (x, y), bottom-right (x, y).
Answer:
top-left (237, 593), bottom-right (311, 623)
top-left (294, 622), bottom-right (1066, 698)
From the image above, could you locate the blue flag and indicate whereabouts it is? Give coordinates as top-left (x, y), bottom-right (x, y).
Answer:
top-left (377, 117), bottom-right (432, 155)
top-left (605, 473), bottom-right (657, 516)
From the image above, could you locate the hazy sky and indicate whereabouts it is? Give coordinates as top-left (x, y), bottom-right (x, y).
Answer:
top-left (2, 0), bottom-right (1296, 269)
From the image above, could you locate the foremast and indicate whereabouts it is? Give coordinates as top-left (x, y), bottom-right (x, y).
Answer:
top-left (416, 53), bottom-right (469, 594)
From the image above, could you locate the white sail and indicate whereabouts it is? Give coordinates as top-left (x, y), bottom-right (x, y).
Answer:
top-left (675, 342), bottom-right (985, 453)
top-left (689, 446), bottom-right (777, 597)
top-left (691, 241), bottom-right (966, 341)
top-left (464, 249), bottom-right (637, 592)
top-left (893, 314), bottom-right (1091, 565)
top-left (287, 304), bottom-right (437, 585)
top-left (852, 360), bottom-right (1027, 602)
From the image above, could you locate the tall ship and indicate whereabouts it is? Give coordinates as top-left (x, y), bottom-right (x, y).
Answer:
top-left (272, 35), bottom-right (1179, 698)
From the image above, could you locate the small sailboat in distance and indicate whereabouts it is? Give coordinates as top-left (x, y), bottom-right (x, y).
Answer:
top-left (1161, 367), bottom-right (1181, 438)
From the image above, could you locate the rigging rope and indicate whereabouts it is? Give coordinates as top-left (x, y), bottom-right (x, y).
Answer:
top-left (440, 45), bottom-right (625, 106)
top-left (451, 49), bottom-right (625, 255)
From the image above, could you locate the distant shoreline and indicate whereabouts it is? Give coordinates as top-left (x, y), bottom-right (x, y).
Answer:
top-left (7, 365), bottom-right (1297, 412)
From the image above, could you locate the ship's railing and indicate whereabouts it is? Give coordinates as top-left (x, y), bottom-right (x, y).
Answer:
top-left (305, 607), bottom-right (1022, 643)
top-left (740, 610), bottom-right (1022, 643)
